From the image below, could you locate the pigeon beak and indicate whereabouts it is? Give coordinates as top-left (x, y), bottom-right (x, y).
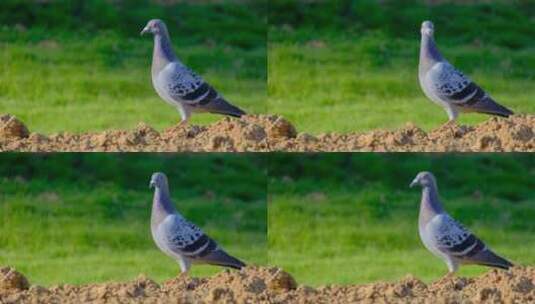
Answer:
top-left (409, 179), bottom-right (418, 188)
top-left (149, 180), bottom-right (156, 188)
top-left (140, 27), bottom-right (149, 36)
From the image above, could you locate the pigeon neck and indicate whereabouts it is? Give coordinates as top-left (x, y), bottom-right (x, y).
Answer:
top-left (153, 32), bottom-right (177, 66)
top-left (420, 34), bottom-right (443, 66)
top-left (152, 187), bottom-right (176, 215)
top-left (420, 185), bottom-right (444, 215)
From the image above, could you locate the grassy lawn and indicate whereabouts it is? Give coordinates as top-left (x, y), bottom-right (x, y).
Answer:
top-left (0, 1), bottom-right (266, 134)
top-left (268, 154), bottom-right (535, 285)
top-left (268, 1), bottom-right (535, 133)
top-left (0, 154), bottom-right (267, 286)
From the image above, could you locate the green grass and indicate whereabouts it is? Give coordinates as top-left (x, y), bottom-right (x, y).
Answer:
top-left (0, 154), bottom-right (267, 286)
top-left (268, 1), bottom-right (535, 133)
top-left (268, 154), bottom-right (535, 286)
top-left (0, 1), bottom-right (266, 134)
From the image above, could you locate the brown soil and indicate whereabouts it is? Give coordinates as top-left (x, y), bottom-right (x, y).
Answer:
top-left (1, 266), bottom-right (534, 304)
top-left (1, 113), bottom-right (533, 152)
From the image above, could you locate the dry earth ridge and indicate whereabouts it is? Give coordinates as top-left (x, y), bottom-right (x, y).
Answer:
top-left (0, 114), bottom-right (534, 151)
top-left (1, 265), bottom-right (534, 303)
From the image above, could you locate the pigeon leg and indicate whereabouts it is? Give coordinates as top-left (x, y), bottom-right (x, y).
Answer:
top-left (176, 104), bottom-right (191, 127)
top-left (445, 105), bottom-right (459, 122)
top-left (441, 107), bottom-right (459, 128)
top-left (178, 256), bottom-right (191, 274)
top-left (445, 258), bottom-right (459, 273)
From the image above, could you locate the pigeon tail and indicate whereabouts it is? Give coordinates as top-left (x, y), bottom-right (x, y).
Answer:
top-left (470, 96), bottom-right (514, 118)
top-left (467, 248), bottom-right (513, 270)
top-left (201, 249), bottom-right (246, 270)
top-left (205, 97), bottom-right (246, 118)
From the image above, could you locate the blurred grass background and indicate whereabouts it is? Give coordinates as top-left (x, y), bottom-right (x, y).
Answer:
top-left (0, 0), bottom-right (266, 134)
top-left (269, 0), bottom-right (535, 133)
top-left (0, 153), bottom-right (267, 285)
top-left (268, 154), bottom-right (535, 285)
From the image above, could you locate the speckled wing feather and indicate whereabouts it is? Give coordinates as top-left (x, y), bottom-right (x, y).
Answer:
top-left (157, 214), bottom-right (216, 257)
top-left (157, 214), bottom-right (246, 269)
top-left (427, 214), bottom-right (513, 269)
top-left (157, 62), bottom-right (246, 117)
top-left (425, 62), bottom-right (476, 104)
top-left (425, 62), bottom-right (513, 116)
top-left (426, 214), bottom-right (477, 255)
top-left (157, 62), bottom-right (207, 105)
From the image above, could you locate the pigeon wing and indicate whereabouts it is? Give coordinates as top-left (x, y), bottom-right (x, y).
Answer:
top-left (426, 62), bottom-right (476, 105)
top-left (157, 62), bottom-right (245, 117)
top-left (427, 214), bottom-right (477, 257)
top-left (426, 62), bottom-right (513, 116)
top-left (157, 214), bottom-right (246, 269)
top-left (157, 214), bottom-right (215, 258)
top-left (427, 214), bottom-right (512, 269)
top-left (157, 62), bottom-right (209, 105)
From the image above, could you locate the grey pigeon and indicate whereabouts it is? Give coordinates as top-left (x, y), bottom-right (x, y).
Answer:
top-left (410, 171), bottom-right (513, 273)
top-left (418, 21), bottom-right (513, 122)
top-left (141, 19), bottom-right (246, 124)
top-left (149, 172), bottom-right (246, 273)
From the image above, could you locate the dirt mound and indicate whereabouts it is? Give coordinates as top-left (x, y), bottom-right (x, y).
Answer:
top-left (0, 266), bottom-right (296, 303)
top-left (271, 115), bottom-right (535, 152)
top-left (0, 114), bottom-right (295, 152)
top-left (0, 267), bottom-right (30, 293)
top-left (277, 267), bottom-right (535, 303)
top-left (1, 266), bottom-right (533, 303)
top-left (0, 113), bottom-right (533, 151)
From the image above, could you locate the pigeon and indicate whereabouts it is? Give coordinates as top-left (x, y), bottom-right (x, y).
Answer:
top-left (418, 20), bottom-right (513, 122)
top-left (141, 19), bottom-right (246, 125)
top-left (410, 171), bottom-right (513, 273)
top-left (149, 172), bottom-right (246, 273)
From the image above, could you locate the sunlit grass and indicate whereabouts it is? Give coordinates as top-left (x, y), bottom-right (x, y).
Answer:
top-left (0, 0), bottom-right (266, 134)
top-left (268, 154), bottom-right (535, 285)
top-left (268, 1), bottom-right (534, 133)
top-left (0, 154), bottom-right (267, 286)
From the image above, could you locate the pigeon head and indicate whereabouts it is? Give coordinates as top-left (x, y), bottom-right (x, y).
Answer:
top-left (421, 20), bottom-right (434, 36)
top-left (150, 172), bottom-right (169, 189)
top-left (141, 19), bottom-right (168, 36)
top-left (410, 171), bottom-right (437, 188)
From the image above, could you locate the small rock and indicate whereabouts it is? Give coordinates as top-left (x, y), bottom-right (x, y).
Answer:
top-left (511, 125), bottom-right (533, 142)
top-left (243, 124), bottom-right (266, 142)
top-left (28, 133), bottom-right (48, 143)
top-left (205, 287), bottom-right (233, 302)
top-left (134, 123), bottom-right (159, 138)
top-left (268, 117), bottom-right (297, 139)
top-left (0, 115), bottom-right (29, 139)
top-left (296, 133), bottom-right (318, 143)
top-left (29, 285), bottom-right (49, 295)
top-left (478, 135), bottom-right (500, 150)
top-left (208, 135), bottom-right (234, 150)
top-left (0, 267), bottom-right (30, 292)
top-left (93, 133), bottom-right (109, 147)
top-left (267, 269), bottom-right (297, 291)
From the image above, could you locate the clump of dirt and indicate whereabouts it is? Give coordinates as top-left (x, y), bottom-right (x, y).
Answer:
top-left (0, 267), bottom-right (30, 293)
top-left (0, 115), bottom-right (29, 140)
top-left (1, 266), bottom-right (533, 303)
top-left (0, 114), bottom-right (533, 151)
